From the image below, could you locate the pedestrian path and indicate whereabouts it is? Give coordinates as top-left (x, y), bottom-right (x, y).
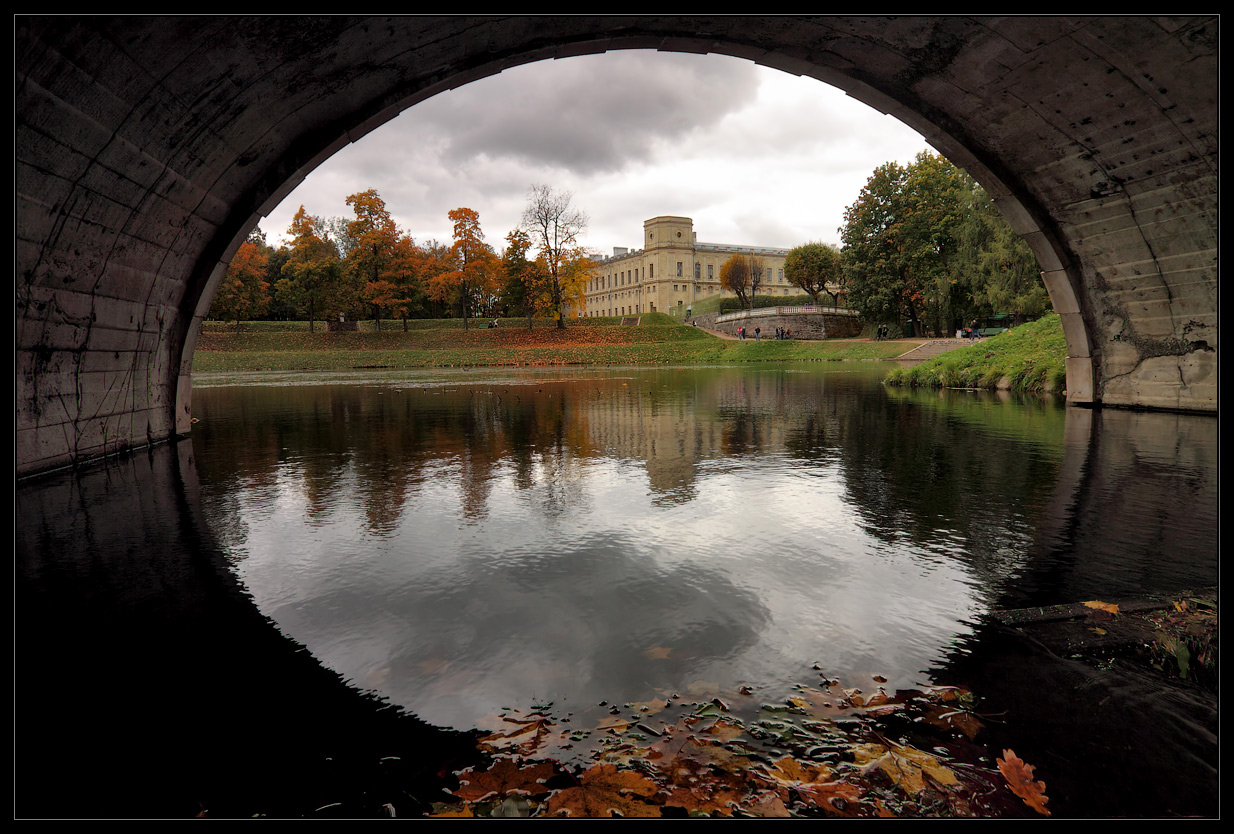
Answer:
top-left (893, 339), bottom-right (970, 361)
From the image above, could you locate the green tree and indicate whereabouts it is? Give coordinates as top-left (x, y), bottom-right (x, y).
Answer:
top-left (500, 228), bottom-right (544, 329)
top-left (840, 152), bottom-right (971, 336)
top-left (784, 242), bottom-right (843, 307)
top-left (953, 187), bottom-right (1049, 324)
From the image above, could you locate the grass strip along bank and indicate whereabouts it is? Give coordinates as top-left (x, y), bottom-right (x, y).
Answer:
top-left (192, 313), bottom-right (909, 372)
top-left (883, 314), bottom-right (1067, 397)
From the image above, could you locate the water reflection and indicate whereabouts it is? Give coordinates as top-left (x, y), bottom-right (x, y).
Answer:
top-left (187, 365), bottom-right (1216, 736)
top-left (18, 364), bottom-right (1217, 815)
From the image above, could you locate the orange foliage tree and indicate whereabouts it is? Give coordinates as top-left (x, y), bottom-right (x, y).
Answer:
top-left (428, 207), bottom-right (498, 329)
top-left (344, 188), bottom-right (402, 330)
top-left (212, 234), bottom-right (270, 330)
top-left (276, 206), bottom-right (342, 332)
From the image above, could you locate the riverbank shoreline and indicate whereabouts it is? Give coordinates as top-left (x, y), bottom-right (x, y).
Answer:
top-left (882, 315), bottom-right (1067, 397)
top-left (192, 317), bottom-right (920, 373)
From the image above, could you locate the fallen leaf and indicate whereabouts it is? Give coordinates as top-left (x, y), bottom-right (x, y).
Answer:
top-left (741, 791), bottom-right (793, 818)
top-left (427, 803), bottom-right (474, 818)
top-left (595, 716), bottom-right (632, 733)
top-left (545, 764), bottom-right (661, 818)
top-left (452, 757), bottom-right (559, 803)
top-left (996, 749), bottom-right (1050, 816)
top-left (852, 742), bottom-right (958, 796)
top-left (764, 757), bottom-right (862, 813)
top-left (1083, 600), bottom-right (1119, 614)
top-left (699, 718), bottom-right (745, 742)
top-left (631, 696), bottom-right (669, 715)
top-left (643, 646), bottom-right (672, 660)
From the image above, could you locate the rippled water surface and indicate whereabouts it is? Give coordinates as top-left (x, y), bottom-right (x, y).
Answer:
top-left (188, 364), bottom-right (1217, 735)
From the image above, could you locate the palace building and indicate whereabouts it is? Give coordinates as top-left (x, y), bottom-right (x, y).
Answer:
top-left (582, 216), bottom-right (799, 318)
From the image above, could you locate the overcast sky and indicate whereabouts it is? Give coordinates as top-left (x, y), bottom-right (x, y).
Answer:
top-left (259, 50), bottom-right (934, 257)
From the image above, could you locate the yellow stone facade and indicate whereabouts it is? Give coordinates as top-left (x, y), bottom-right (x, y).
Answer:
top-left (582, 216), bottom-right (798, 318)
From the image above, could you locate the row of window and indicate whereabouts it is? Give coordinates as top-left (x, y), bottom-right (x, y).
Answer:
top-left (596, 264), bottom-right (788, 290)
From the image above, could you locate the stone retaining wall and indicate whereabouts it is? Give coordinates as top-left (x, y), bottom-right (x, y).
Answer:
top-left (710, 308), bottom-right (863, 340)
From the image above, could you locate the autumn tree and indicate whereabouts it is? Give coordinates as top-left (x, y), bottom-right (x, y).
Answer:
top-left (385, 231), bottom-right (428, 330)
top-left (211, 230), bottom-right (271, 330)
top-left (720, 253), bottom-right (765, 310)
top-left (418, 239), bottom-right (454, 319)
top-left (344, 189), bottom-right (401, 330)
top-left (428, 207), bottom-right (497, 329)
top-left (784, 241), bottom-right (843, 308)
top-left (520, 184), bottom-right (589, 329)
top-left (276, 206), bottom-right (342, 332)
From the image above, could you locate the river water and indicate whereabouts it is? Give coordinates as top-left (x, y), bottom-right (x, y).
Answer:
top-left (16, 363), bottom-right (1217, 817)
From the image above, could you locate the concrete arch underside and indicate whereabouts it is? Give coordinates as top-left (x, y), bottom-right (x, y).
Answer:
top-left (16, 16), bottom-right (1218, 477)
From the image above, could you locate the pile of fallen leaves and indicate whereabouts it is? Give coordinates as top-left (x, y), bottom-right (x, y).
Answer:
top-left (1140, 595), bottom-right (1218, 687)
top-left (426, 674), bottom-right (1051, 818)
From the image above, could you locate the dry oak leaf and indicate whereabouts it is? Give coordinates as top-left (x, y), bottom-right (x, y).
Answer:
top-left (996, 749), bottom-right (1050, 816)
top-left (452, 757), bottom-right (560, 803)
top-left (544, 764), bottom-right (661, 818)
top-left (1083, 600), bottom-right (1120, 615)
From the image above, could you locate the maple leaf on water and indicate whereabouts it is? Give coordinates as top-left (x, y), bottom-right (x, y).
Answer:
top-left (996, 750), bottom-right (1050, 816)
top-left (763, 756), bottom-right (863, 814)
top-left (544, 763), bottom-right (661, 818)
top-left (452, 757), bottom-right (560, 804)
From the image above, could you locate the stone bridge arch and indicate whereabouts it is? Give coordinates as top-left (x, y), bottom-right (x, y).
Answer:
top-left (16, 16), bottom-right (1218, 476)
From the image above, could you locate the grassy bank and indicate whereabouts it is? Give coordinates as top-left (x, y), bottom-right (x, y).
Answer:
top-left (192, 314), bottom-right (909, 372)
top-left (883, 314), bottom-right (1067, 395)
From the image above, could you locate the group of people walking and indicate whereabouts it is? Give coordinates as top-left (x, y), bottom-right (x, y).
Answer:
top-left (736, 326), bottom-right (792, 340)
top-left (873, 323), bottom-right (891, 341)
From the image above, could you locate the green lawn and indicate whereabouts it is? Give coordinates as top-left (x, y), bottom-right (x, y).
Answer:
top-left (192, 316), bottom-right (909, 372)
top-left (883, 314), bottom-right (1067, 395)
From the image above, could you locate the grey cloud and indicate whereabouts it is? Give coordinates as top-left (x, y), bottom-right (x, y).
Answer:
top-left (409, 51), bottom-right (761, 176)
